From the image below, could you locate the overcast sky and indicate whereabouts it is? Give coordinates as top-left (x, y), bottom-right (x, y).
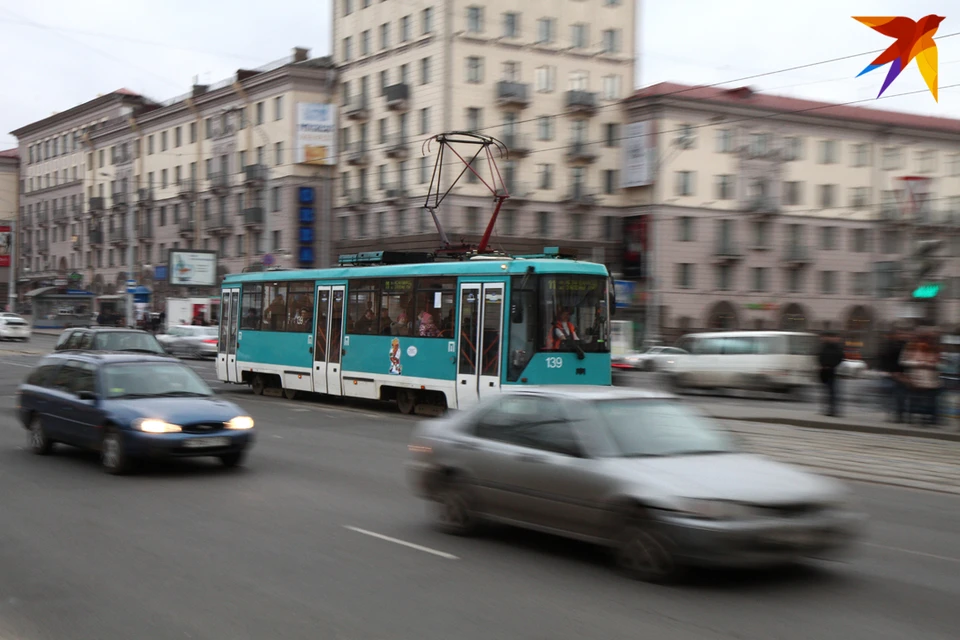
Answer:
top-left (0, 0), bottom-right (955, 150)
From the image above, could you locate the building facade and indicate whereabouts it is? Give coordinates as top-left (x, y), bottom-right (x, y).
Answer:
top-left (12, 49), bottom-right (336, 308)
top-left (333, 0), bottom-right (636, 259)
top-left (623, 82), bottom-right (960, 355)
top-left (0, 148), bottom-right (19, 308)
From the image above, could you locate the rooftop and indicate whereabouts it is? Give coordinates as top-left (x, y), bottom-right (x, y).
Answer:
top-left (628, 82), bottom-right (960, 134)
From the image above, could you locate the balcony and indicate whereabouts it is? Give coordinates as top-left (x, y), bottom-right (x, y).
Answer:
top-left (384, 83), bottom-right (410, 111)
top-left (109, 228), bottom-right (129, 246)
top-left (71, 204), bottom-right (84, 221)
top-left (712, 242), bottom-right (743, 263)
top-left (502, 133), bottom-right (532, 157)
top-left (565, 90), bottom-right (598, 115)
top-left (207, 215), bottom-right (233, 235)
top-left (37, 211), bottom-right (50, 226)
top-left (178, 178), bottom-right (197, 199)
top-left (743, 196), bottom-right (779, 216)
top-left (112, 192), bottom-right (127, 209)
top-left (496, 81), bottom-right (531, 108)
top-left (384, 135), bottom-right (409, 159)
top-left (565, 141), bottom-right (598, 163)
top-left (138, 188), bottom-right (154, 205)
top-left (244, 164), bottom-right (267, 186)
top-left (72, 238), bottom-right (83, 252)
top-left (88, 229), bottom-right (104, 246)
top-left (137, 225), bottom-right (154, 241)
top-left (502, 181), bottom-right (532, 202)
top-left (345, 143), bottom-right (370, 166)
top-left (243, 207), bottom-right (264, 227)
top-left (37, 239), bottom-right (49, 255)
top-left (784, 244), bottom-right (812, 265)
top-left (384, 186), bottom-right (407, 203)
top-left (53, 207), bottom-right (68, 225)
top-left (346, 189), bottom-right (369, 210)
top-left (344, 97), bottom-right (370, 121)
top-left (178, 218), bottom-right (195, 237)
top-left (209, 172), bottom-right (231, 194)
top-left (563, 185), bottom-right (598, 209)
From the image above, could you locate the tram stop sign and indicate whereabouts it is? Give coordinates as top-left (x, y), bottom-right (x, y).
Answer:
top-left (912, 283), bottom-right (940, 299)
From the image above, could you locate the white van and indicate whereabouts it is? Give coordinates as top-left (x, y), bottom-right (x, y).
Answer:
top-left (668, 331), bottom-right (819, 394)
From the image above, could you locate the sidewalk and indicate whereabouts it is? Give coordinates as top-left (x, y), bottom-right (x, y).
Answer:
top-left (700, 402), bottom-right (960, 443)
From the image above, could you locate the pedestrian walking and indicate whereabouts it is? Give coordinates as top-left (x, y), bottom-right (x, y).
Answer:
top-left (900, 328), bottom-right (943, 426)
top-left (818, 332), bottom-right (844, 417)
top-left (879, 328), bottom-right (909, 423)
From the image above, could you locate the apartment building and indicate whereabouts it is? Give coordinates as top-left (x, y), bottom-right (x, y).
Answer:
top-left (622, 82), bottom-right (960, 354)
top-left (12, 49), bottom-right (336, 305)
top-left (333, 0), bottom-right (635, 259)
top-left (0, 148), bottom-right (19, 307)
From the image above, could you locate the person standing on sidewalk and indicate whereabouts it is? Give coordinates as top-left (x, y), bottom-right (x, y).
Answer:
top-left (900, 328), bottom-right (943, 426)
top-left (879, 328), bottom-right (909, 423)
top-left (818, 332), bottom-right (844, 417)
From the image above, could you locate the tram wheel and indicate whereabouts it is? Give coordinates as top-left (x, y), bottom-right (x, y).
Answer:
top-left (397, 389), bottom-right (417, 415)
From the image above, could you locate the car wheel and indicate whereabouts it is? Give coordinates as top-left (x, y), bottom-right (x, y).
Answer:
top-left (251, 374), bottom-right (265, 396)
top-left (218, 450), bottom-right (247, 468)
top-left (434, 475), bottom-right (480, 536)
top-left (27, 416), bottom-right (53, 455)
top-left (615, 509), bottom-right (680, 583)
top-left (101, 429), bottom-right (130, 475)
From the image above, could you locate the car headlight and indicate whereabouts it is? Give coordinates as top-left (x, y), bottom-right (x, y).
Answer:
top-left (226, 415), bottom-right (254, 430)
top-left (675, 498), bottom-right (755, 521)
top-left (133, 418), bottom-right (182, 433)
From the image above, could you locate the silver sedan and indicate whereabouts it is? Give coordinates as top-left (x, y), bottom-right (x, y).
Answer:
top-left (156, 325), bottom-right (219, 359)
top-left (406, 387), bottom-right (864, 582)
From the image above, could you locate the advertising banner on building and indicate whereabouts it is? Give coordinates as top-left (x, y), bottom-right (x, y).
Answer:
top-left (622, 216), bottom-right (649, 279)
top-left (621, 121), bottom-right (654, 188)
top-left (296, 103), bottom-right (337, 166)
top-left (0, 225), bottom-right (10, 267)
top-left (168, 250), bottom-right (217, 287)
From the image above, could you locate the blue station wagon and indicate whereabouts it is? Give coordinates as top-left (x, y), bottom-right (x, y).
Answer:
top-left (17, 352), bottom-right (255, 474)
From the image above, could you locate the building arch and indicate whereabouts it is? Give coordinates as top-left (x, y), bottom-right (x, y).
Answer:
top-left (705, 301), bottom-right (739, 330)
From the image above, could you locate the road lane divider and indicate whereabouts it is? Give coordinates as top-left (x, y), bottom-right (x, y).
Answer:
top-left (343, 525), bottom-right (459, 560)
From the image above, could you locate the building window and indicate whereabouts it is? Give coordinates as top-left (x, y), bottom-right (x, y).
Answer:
top-left (537, 211), bottom-right (551, 236)
top-left (160, 131), bottom-right (168, 152)
top-left (821, 226), bottom-right (837, 250)
top-left (676, 216), bottom-right (694, 242)
top-left (466, 6), bottom-right (484, 33)
top-left (677, 263), bottom-right (694, 289)
top-left (535, 65), bottom-right (556, 93)
top-left (466, 107), bottom-right (482, 131)
top-left (751, 267), bottom-right (768, 292)
top-left (174, 126), bottom-right (182, 147)
top-left (343, 36), bottom-right (353, 61)
top-left (817, 140), bottom-right (839, 164)
top-left (605, 123), bottom-right (620, 147)
top-left (675, 171), bottom-right (695, 197)
top-left (536, 17), bottom-right (555, 43)
top-left (851, 143), bottom-right (871, 167)
top-left (603, 170), bottom-right (618, 194)
top-left (502, 61), bottom-right (520, 82)
top-left (601, 29), bottom-right (621, 53)
top-left (537, 163), bottom-right (553, 189)
top-left (537, 116), bottom-right (554, 141)
top-left (850, 187), bottom-right (869, 209)
top-left (783, 181), bottom-right (803, 206)
top-left (569, 70), bottom-right (589, 91)
top-left (820, 271), bottom-right (837, 295)
top-left (361, 30), bottom-right (371, 56)
top-left (399, 15), bottom-right (411, 41)
top-left (503, 12), bottom-right (519, 37)
top-left (881, 146), bottom-right (901, 170)
top-left (851, 228), bottom-right (870, 252)
top-left (344, 0), bottom-right (352, 14)
top-left (271, 186), bottom-right (281, 212)
top-left (422, 6), bottom-right (433, 34)
top-left (918, 149), bottom-right (936, 173)
top-left (274, 96), bottom-right (284, 121)
top-left (466, 56), bottom-right (483, 83)
top-left (602, 75), bottom-right (621, 100)
top-left (189, 122), bottom-right (197, 143)
top-left (852, 272), bottom-right (869, 295)
top-left (782, 136), bottom-right (803, 161)
top-left (255, 102), bottom-right (265, 125)
top-left (380, 22), bottom-right (390, 49)
top-left (418, 156), bottom-right (429, 184)
top-left (713, 129), bottom-right (733, 153)
top-left (420, 57), bottom-right (431, 84)
top-left (752, 220), bottom-right (769, 248)
top-left (571, 23), bottom-right (588, 48)
top-left (420, 108), bottom-right (430, 135)
top-left (715, 264), bottom-right (732, 291)
top-left (817, 184), bottom-right (837, 208)
top-left (715, 175), bottom-right (734, 200)
top-left (275, 142), bottom-right (284, 165)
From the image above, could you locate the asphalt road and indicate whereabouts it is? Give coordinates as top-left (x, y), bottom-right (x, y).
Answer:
top-left (0, 346), bottom-right (959, 639)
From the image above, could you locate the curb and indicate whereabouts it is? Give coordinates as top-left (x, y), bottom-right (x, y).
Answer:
top-left (713, 414), bottom-right (960, 442)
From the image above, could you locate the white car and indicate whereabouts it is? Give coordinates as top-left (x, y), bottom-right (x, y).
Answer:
top-left (0, 316), bottom-right (31, 341)
top-left (613, 346), bottom-right (688, 372)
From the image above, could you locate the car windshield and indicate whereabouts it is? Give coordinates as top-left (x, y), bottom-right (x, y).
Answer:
top-left (593, 399), bottom-right (738, 457)
top-left (94, 332), bottom-right (165, 354)
top-left (104, 362), bottom-right (213, 398)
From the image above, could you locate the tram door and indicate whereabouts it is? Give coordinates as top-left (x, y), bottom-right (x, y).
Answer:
top-left (456, 282), bottom-right (505, 410)
top-left (217, 289), bottom-right (240, 383)
top-left (312, 285), bottom-right (345, 395)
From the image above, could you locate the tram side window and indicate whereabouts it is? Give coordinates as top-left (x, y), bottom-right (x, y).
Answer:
top-left (507, 275), bottom-right (538, 382)
top-left (348, 279), bottom-right (380, 334)
top-left (380, 278), bottom-right (415, 336)
top-left (414, 277), bottom-right (455, 338)
top-left (262, 283), bottom-right (288, 331)
top-left (285, 282), bottom-right (314, 333)
top-left (241, 285), bottom-right (264, 330)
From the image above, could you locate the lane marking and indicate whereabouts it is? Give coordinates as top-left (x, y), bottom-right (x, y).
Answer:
top-left (865, 542), bottom-right (960, 564)
top-left (0, 360), bottom-right (33, 368)
top-left (344, 525), bottom-right (459, 560)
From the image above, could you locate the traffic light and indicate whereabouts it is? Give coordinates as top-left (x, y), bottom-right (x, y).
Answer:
top-left (911, 238), bottom-right (943, 282)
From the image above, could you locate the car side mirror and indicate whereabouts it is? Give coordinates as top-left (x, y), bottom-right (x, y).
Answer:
top-left (77, 390), bottom-right (98, 402)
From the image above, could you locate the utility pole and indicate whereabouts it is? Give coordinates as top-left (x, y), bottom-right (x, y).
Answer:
top-left (7, 217), bottom-right (15, 313)
top-left (125, 179), bottom-right (135, 328)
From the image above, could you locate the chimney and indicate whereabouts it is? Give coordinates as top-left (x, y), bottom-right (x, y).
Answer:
top-left (192, 84), bottom-right (209, 98)
top-left (293, 47), bottom-right (310, 62)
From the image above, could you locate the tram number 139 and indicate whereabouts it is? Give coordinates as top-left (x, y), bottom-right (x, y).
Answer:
top-left (545, 357), bottom-right (563, 369)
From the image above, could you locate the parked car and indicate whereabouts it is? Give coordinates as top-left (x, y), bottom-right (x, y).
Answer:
top-left (156, 325), bottom-right (219, 359)
top-left (613, 346), bottom-right (688, 372)
top-left (17, 352), bottom-right (254, 474)
top-left (837, 359), bottom-right (868, 378)
top-left (406, 387), bottom-right (863, 582)
top-left (55, 327), bottom-right (169, 356)
top-left (0, 315), bottom-right (31, 341)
